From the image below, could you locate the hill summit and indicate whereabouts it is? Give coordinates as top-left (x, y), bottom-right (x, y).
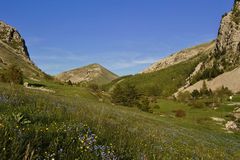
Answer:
top-left (55, 63), bottom-right (118, 85)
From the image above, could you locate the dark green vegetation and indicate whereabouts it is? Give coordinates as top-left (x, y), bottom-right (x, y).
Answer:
top-left (111, 83), bottom-right (151, 112)
top-left (106, 55), bottom-right (207, 97)
top-left (0, 81), bottom-right (240, 159)
top-left (178, 82), bottom-right (233, 109)
top-left (190, 63), bottom-right (223, 84)
top-left (0, 65), bottom-right (23, 84)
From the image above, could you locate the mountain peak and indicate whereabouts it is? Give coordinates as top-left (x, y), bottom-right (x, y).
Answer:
top-left (56, 63), bottom-right (118, 85)
top-left (87, 63), bottom-right (102, 67)
top-left (0, 21), bottom-right (30, 60)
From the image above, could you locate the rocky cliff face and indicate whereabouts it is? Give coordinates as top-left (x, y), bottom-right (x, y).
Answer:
top-left (201, 1), bottom-right (240, 72)
top-left (0, 21), bottom-right (30, 60)
top-left (176, 1), bottom-right (240, 94)
top-left (0, 21), bottom-right (46, 79)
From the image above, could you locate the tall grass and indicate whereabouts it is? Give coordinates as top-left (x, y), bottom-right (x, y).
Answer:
top-left (0, 84), bottom-right (240, 159)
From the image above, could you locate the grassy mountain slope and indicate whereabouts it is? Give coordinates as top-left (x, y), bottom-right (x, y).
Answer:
top-left (0, 21), bottom-right (46, 80)
top-left (0, 41), bottom-right (46, 79)
top-left (56, 63), bottom-right (118, 85)
top-left (106, 56), bottom-right (199, 96)
top-left (105, 42), bottom-right (214, 96)
top-left (143, 41), bottom-right (215, 73)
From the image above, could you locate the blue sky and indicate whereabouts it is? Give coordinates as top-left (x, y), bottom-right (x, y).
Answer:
top-left (0, 0), bottom-right (234, 76)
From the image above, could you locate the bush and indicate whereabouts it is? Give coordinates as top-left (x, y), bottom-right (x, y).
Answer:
top-left (111, 84), bottom-right (153, 112)
top-left (214, 86), bottom-right (233, 101)
top-left (177, 91), bottom-right (192, 103)
top-left (111, 83), bottom-right (141, 107)
top-left (137, 97), bottom-right (151, 112)
top-left (174, 109), bottom-right (186, 118)
top-left (200, 81), bottom-right (213, 97)
top-left (67, 80), bottom-right (73, 86)
top-left (191, 90), bottom-right (200, 99)
top-left (153, 104), bottom-right (160, 109)
top-left (191, 101), bottom-right (205, 109)
top-left (88, 83), bottom-right (99, 92)
top-left (1, 65), bottom-right (24, 84)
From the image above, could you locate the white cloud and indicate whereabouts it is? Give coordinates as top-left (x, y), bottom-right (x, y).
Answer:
top-left (112, 57), bottom-right (161, 69)
top-left (133, 57), bottom-right (160, 64)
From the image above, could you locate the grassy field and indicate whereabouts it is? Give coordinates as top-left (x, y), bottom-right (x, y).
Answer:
top-left (0, 81), bottom-right (240, 159)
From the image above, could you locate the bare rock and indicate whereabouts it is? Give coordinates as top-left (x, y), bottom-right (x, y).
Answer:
top-left (225, 121), bottom-right (238, 131)
top-left (0, 21), bottom-right (30, 59)
top-left (179, 66), bottom-right (240, 94)
top-left (211, 117), bottom-right (226, 123)
top-left (199, 1), bottom-right (240, 73)
top-left (23, 82), bottom-right (29, 87)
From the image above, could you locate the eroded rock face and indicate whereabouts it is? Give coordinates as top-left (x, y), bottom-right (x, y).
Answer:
top-left (0, 21), bottom-right (30, 59)
top-left (208, 1), bottom-right (240, 70)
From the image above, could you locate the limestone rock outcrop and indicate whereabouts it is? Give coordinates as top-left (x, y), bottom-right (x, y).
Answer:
top-left (201, 0), bottom-right (240, 72)
top-left (0, 21), bottom-right (30, 59)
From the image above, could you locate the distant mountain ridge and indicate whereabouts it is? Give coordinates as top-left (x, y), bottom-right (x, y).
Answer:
top-left (55, 63), bottom-right (118, 85)
top-left (142, 41), bottom-right (215, 73)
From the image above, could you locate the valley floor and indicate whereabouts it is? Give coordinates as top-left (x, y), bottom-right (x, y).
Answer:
top-left (0, 81), bottom-right (240, 159)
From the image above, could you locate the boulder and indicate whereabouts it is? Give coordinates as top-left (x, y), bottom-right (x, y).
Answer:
top-left (225, 121), bottom-right (238, 130)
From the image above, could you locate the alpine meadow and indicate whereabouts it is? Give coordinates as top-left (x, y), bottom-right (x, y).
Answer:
top-left (0, 1), bottom-right (240, 160)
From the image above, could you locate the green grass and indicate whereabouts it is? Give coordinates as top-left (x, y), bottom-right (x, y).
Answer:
top-left (106, 55), bottom-right (207, 97)
top-left (152, 99), bottom-right (237, 130)
top-left (0, 82), bottom-right (240, 159)
top-left (0, 42), bottom-right (46, 79)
